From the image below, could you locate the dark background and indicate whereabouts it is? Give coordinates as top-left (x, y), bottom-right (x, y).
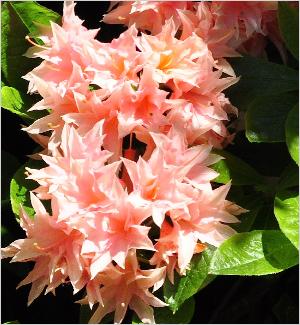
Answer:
top-left (2, 2), bottom-right (299, 324)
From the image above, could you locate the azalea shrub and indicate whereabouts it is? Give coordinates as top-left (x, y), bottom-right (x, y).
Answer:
top-left (1, 1), bottom-right (299, 324)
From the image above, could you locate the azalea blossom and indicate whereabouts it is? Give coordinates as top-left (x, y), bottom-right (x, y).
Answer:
top-left (1, 1), bottom-right (252, 323)
top-left (103, 1), bottom-right (194, 35)
top-left (150, 183), bottom-right (246, 278)
top-left (2, 193), bottom-right (86, 303)
top-left (80, 250), bottom-right (167, 324)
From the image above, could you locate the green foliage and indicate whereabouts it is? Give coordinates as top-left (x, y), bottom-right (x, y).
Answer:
top-left (278, 2), bottom-right (299, 59)
top-left (1, 1), bottom-right (60, 119)
top-left (8, 1), bottom-right (60, 41)
top-left (163, 247), bottom-right (215, 313)
top-left (245, 92), bottom-right (298, 143)
top-left (274, 190), bottom-right (299, 249)
top-left (212, 149), bottom-right (263, 185)
top-left (209, 230), bottom-right (298, 276)
top-left (285, 104), bottom-right (299, 165)
top-left (1, 86), bottom-right (42, 120)
top-left (226, 56), bottom-right (298, 111)
top-left (10, 159), bottom-right (44, 219)
top-left (277, 162), bottom-right (299, 191)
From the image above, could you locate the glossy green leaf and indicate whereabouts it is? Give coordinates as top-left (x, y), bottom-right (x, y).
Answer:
top-left (274, 190), bottom-right (299, 249)
top-left (9, 1), bottom-right (60, 41)
top-left (278, 2), bottom-right (299, 59)
top-left (1, 1), bottom-right (60, 118)
top-left (285, 104), bottom-right (299, 165)
top-left (163, 247), bottom-right (215, 313)
top-left (1, 1), bottom-right (37, 91)
top-left (246, 93), bottom-right (298, 143)
top-left (1, 86), bottom-right (42, 120)
top-left (10, 159), bottom-right (44, 219)
top-left (277, 162), bottom-right (299, 191)
top-left (212, 149), bottom-right (263, 185)
top-left (209, 230), bottom-right (298, 275)
top-left (226, 56), bottom-right (298, 111)
top-left (132, 297), bottom-right (195, 324)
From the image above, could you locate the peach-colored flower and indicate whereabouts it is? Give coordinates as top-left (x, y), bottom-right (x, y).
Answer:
top-left (122, 127), bottom-right (220, 227)
top-left (81, 192), bottom-right (154, 278)
top-left (26, 121), bottom-right (121, 221)
top-left (81, 250), bottom-right (167, 324)
top-left (179, 1), bottom-right (279, 58)
top-left (2, 193), bottom-right (85, 304)
top-left (151, 183), bottom-right (247, 278)
top-left (103, 1), bottom-right (193, 35)
top-left (136, 19), bottom-right (211, 87)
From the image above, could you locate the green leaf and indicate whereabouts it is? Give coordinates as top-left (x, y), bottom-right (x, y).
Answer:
top-left (9, 1), bottom-right (60, 41)
top-left (245, 93), bottom-right (298, 143)
top-left (278, 2), bottom-right (299, 59)
top-left (277, 162), bottom-right (299, 191)
top-left (1, 1), bottom-right (37, 91)
top-left (1, 1), bottom-right (60, 118)
top-left (10, 159), bottom-right (44, 219)
top-left (285, 104), bottom-right (299, 165)
top-left (209, 230), bottom-right (298, 276)
top-left (1, 86), bottom-right (42, 120)
top-left (212, 149), bottom-right (263, 185)
top-left (163, 247), bottom-right (215, 313)
top-left (132, 297), bottom-right (195, 324)
top-left (274, 190), bottom-right (299, 249)
top-left (226, 56), bottom-right (298, 111)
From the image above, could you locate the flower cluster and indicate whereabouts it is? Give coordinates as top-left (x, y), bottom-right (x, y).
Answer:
top-left (3, 1), bottom-right (281, 323)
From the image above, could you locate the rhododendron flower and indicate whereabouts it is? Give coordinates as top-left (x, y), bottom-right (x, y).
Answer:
top-left (136, 19), bottom-right (211, 86)
top-left (81, 192), bottom-right (155, 278)
top-left (80, 250), bottom-right (167, 324)
top-left (26, 121), bottom-right (120, 220)
top-left (1, 0), bottom-right (253, 323)
top-left (151, 183), bottom-right (247, 278)
top-left (103, 1), bottom-right (193, 35)
top-left (122, 127), bottom-right (221, 226)
top-left (2, 193), bottom-right (86, 304)
top-left (179, 1), bottom-right (279, 59)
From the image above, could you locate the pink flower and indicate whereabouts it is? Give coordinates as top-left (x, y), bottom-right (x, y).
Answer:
top-left (26, 121), bottom-right (120, 221)
top-left (2, 2), bottom-right (251, 322)
top-left (81, 250), bottom-right (167, 324)
top-left (103, 1), bottom-right (193, 35)
top-left (151, 183), bottom-right (247, 278)
top-left (81, 192), bottom-right (155, 278)
top-left (179, 1), bottom-right (279, 58)
top-left (136, 19), bottom-right (211, 87)
top-left (122, 127), bottom-right (220, 226)
top-left (86, 25), bottom-right (145, 93)
top-left (2, 193), bottom-right (85, 304)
